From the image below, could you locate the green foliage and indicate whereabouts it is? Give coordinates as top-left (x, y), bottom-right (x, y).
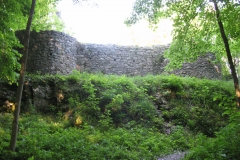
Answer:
top-left (53, 72), bottom-right (163, 129)
top-left (125, 0), bottom-right (165, 28)
top-left (0, 0), bottom-right (23, 83)
top-left (1, 72), bottom-right (239, 159)
top-left (0, 31), bottom-right (22, 84)
top-left (185, 112), bottom-right (240, 160)
top-left (23, 72), bottom-right (236, 136)
top-left (125, 0), bottom-right (240, 74)
top-left (32, 0), bottom-right (65, 32)
top-left (0, 0), bottom-right (65, 83)
top-left (21, 71), bottom-right (235, 136)
top-left (0, 113), bottom-right (193, 160)
top-left (132, 74), bottom-right (235, 136)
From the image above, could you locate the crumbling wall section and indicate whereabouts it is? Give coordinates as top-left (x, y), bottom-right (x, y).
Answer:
top-left (16, 30), bottom-right (221, 79)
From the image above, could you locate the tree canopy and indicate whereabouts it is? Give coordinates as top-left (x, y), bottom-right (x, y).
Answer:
top-left (125, 0), bottom-right (240, 72)
top-left (125, 0), bottom-right (240, 106)
top-left (0, 0), bottom-right (64, 83)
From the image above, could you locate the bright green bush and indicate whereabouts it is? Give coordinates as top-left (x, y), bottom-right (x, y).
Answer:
top-left (133, 75), bottom-right (235, 136)
top-left (47, 72), bottom-right (164, 129)
top-left (23, 71), bottom-right (236, 135)
top-left (0, 113), bottom-right (193, 160)
top-left (1, 71), bottom-right (238, 159)
top-left (185, 112), bottom-right (240, 160)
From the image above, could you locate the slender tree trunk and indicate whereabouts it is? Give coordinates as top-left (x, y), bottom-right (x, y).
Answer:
top-left (9, 0), bottom-right (36, 151)
top-left (213, 0), bottom-right (240, 107)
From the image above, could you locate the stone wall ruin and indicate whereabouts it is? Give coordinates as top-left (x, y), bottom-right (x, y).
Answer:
top-left (16, 30), bottom-right (221, 79)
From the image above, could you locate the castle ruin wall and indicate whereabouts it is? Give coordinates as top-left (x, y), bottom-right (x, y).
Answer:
top-left (16, 30), bottom-right (221, 79)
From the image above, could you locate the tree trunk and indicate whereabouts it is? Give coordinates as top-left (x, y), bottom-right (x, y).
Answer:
top-left (213, 0), bottom-right (240, 107)
top-left (9, 0), bottom-right (36, 151)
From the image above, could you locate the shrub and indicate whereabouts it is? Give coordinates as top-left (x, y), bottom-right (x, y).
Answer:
top-left (185, 112), bottom-right (240, 160)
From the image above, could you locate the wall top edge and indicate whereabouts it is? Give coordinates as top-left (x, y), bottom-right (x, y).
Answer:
top-left (16, 30), bottom-right (171, 49)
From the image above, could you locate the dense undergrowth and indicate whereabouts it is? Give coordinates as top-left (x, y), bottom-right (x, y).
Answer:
top-left (0, 71), bottom-right (239, 159)
top-left (0, 113), bottom-right (192, 160)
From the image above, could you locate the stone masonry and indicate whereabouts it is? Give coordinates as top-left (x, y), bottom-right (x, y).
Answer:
top-left (16, 30), bottom-right (77, 75)
top-left (16, 30), bottom-right (221, 79)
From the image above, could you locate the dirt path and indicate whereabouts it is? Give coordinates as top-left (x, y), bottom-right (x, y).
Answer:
top-left (157, 152), bottom-right (187, 160)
